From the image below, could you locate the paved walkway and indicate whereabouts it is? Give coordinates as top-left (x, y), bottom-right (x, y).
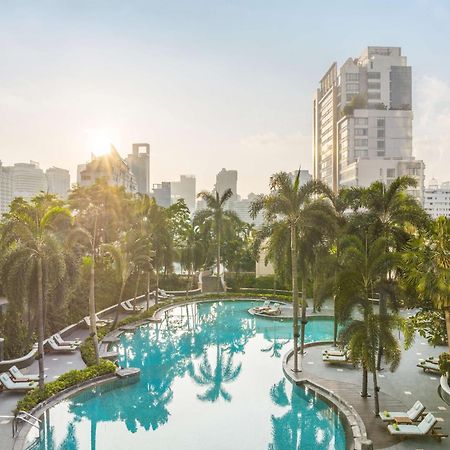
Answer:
top-left (286, 336), bottom-right (449, 449)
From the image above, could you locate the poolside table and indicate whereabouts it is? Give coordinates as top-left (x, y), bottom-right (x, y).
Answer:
top-left (394, 416), bottom-right (413, 424)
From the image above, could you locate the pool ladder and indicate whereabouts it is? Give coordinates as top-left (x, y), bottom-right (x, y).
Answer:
top-left (13, 410), bottom-right (41, 438)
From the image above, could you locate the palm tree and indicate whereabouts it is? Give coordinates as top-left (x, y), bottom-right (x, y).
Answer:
top-left (360, 176), bottom-right (428, 368)
top-left (337, 234), bottom-right (411, 414)
top-left (195, 189), bottom-right (238, 292)
top-left (1, 194), bottom-right (71, 388)
top-left (403, 217), bottom-right (450, 352)
top-left (250, 172), bottom-right (332, 372)
top-left (101, 230), bottom-right (152, 328)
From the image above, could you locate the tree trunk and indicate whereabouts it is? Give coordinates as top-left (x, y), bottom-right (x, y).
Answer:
top-left (133, 272), bottom-right (141, 312)
top-left (333, 300), bottom-right (338, 347)
top-left (300, 278), bottom-right (308, 356)
top-left (361, 367), bottom-right (368, 398)
top-left (372, 357), bottom-right (380, 415)
top-left (155, 269), bottom-right (159, 304)
top-left (146, 271), bottom-right (151, 310)
top-left (186, 266), bottom-right (192, 299)
top-left (89, 257), bottom-right (100, 365)
top-left (290, 224), bottom-right (300, 372)
top-left (112, 282), bottom-right (126, 329)
top-left (445, 308), bottom-right (450, 353)
top-left (216, 226), bottom-right (221, 292)
top-left (377, 291), bottom-right (386, 370)
top-left (37, 257), bottom-right (45, 390)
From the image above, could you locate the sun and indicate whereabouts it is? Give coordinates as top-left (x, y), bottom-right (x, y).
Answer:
top-left (85, 129), bottom-right (116, 157)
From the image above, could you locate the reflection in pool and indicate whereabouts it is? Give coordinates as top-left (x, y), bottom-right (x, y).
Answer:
top-left (26, 300), bottom-right (346, 449)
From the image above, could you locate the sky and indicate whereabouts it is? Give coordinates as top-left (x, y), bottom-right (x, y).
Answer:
top-left (1, 0), bottom-right (450, 196)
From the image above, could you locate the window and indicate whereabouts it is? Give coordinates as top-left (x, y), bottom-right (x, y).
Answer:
top-left (355, 139), bottom-right (368, 147)
top-left (377, 129), bottom-right (385, 138)
top-left (377, 151), bottom-right (385, 156)
top-left (387, 168), bottom-right (395, 178)
top-left (346, 83), bottom-right (359, 92)
top-left (368, 72), bottom-right (381, 79)
top-left (354, 128), bottom-right (368, 136)
top-left (368, 92), bottom-right (381, 99)
top-left (368, 82), bottom-right (381, 89)
top-left (355, 118), bottom-right (368, 125)
top-left (377, 118), bottom-right (385, 127)
top-left (346, 73), bottom-right (359, 81)
top-left (377, 140), bottom-right (385, 149)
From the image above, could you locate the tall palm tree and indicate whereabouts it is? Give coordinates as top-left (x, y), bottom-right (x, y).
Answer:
top-left (360, 176), bottom-right (428, 368)
top-left (250, 172), bottom-right (332, 372)
top-left (403, 217), bottom-right (450, 352)
top-left (101, 230), bottom-right (152, 328)
top-left (195, 189), bottom-right (238, 292)
top-left (1, 195), bottom-right (71, 388)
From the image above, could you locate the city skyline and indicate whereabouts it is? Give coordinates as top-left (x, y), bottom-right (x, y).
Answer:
top-left (1, 1), bottom-right (450, 196)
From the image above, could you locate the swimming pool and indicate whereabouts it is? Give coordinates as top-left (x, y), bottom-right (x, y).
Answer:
top-left (25, 300), bottom-right (346, 449)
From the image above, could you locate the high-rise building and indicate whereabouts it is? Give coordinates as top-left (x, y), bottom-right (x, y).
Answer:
top-left (12, 161), bottom-right (47, 200)
top-left (289, 169), bottom-right (313, 187)
top-left (78, 146), bottom-right (137, 193)
top-left (313, 46), bottom-right (425, 201)
top-left (0, 162), bottom-right (13, 215)
top-left (171, 175), bottom-right (196, 212)
top-left (126, 143), bottom-right (150, 194)
top-left (46, 166), bottom-right (70, 199)
top-left (152, 182), bottom-right (171, 208)
top-left (215, 168), bottom-right (238, 200)
top-left (423, 179), bottom-right (450, 218)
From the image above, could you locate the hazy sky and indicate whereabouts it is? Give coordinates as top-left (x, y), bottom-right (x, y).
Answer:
top-left (1, 0), bottom-right (450, 196)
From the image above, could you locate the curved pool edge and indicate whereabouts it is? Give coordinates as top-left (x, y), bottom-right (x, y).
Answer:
top-left (283, 346), bottom-right (367, 450)
top-left (14, 371), bottom-right (139, 450)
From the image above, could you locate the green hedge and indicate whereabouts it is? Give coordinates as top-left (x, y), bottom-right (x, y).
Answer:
top-left (16, 360), bottom-right (117, 413)
top-left (80, 327), bottom-right (110, 366)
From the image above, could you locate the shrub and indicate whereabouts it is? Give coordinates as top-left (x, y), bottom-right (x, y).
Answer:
top-left (16, 360), bottom-right (116, 413)
top-left (80, 328), bottom-right (110, 366)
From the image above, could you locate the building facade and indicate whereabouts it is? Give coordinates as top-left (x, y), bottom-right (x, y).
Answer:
top-left (126, 143), bottom-right (150, 194)
top-left (46, 166), bottom-right (70, 199)
top-left (215, 168), bottom-right (238, 200)
top-left (78, 146), bottom-right (137, 193)
top-left (152, 182), bottom-right (171, 208)
top-left (171, 175), bottom-right (196, 212)
top-left (423, 179), bottom-right (450, 218)
top-left (313, 46), bottom-right (425, 201)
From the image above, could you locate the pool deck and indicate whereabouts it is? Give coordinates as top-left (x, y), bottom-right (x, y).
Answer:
top-left (1, 298), bottom-right (449, 450)
top-left (285, 337), bottom-right (449, 449)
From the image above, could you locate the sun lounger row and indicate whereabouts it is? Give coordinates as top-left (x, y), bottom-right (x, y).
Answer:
top-left (82, 314), bottom-right (113, 329)
top-left (253, 302), bottom-right (281, 316)
top-left (46, 337), bottom-right (79, 353)
top-left (417, 356), bottom-right (441, 374)
top-left (120, 300), bottom-right (144, 312)
top-left (380, 401), bottom-right (447, 440)
top-left (322, 347), bottom-right (351, 363)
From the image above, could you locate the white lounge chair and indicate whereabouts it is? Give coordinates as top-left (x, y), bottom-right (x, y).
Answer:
top-left (124, 300), bottom-right (143, 311)
top-left (417, 360), bottom-right (441, 374)
top-left (46, 337), bottom-right (78, 353)
top-left (54, 333), bottom-right (81, 347)
top-left (379, 400), bottom-right (426, 422)
top-left (158, 289), bottom-right (173, 299)
top-left (254, 301), bottom-right (271, 312)
top-left (322, 353), bottom-right (351, 363)
top-left (387, 413), bottom-right (447, 439)
top-left (8, 365), bottom-right (44, 383)
top-left (261, 306), bottom-right (281, 316)
top-left (82, 315), bottom-right (111, 329)
top-left (0, 372), bottom-right (37, 391)
top-left (322, 347), bottom-right (347, 357)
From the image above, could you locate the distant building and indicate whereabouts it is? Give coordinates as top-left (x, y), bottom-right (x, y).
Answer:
top-left (215, 168), bottom-right (238, 201)
top-left (171, 175), bottom-right (196, 212)
top-left (256, 242), bottom-right (275, 277)
top-left (0, 162), bottom-right (13, 215)
top-left (313, 46), bottom-right (425, 202)
top-left (46, 167), bottom-right (70, 199)
top-left (126, 143), bottom-right (150, 194)
top-left (226, 197), bottom-right (264, 227)
top-left (423, 179), bottom-right (450, 218)
top-left (12, 161), bottom-right (47, 200)
top-left (289, 169), bottom-right (312, 186)
top-left (152, 182), bottom-right (171, 208)
top-left (78, 146), bottom-right (137, 193)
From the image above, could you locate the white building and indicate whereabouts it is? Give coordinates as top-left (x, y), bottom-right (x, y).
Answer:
top-left (78, 146), bottom-right (137, 193)
top-left (171, 175), bottom-right (196, 212)
top-left (423, 179), bottom-right (450, 218)
top-left (0, 162), bottom-right (13, 215)
top-left (215, 168), bottom-right (238, 201)
top-left (126, 143), bottom-right (150, 194)
top-left (313, 46), bottom-right (425, 201)
top-left (46, 167), bottom-right (70, 199)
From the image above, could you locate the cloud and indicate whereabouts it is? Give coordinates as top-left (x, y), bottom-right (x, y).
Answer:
top-left (414, 75), bottom-right (450, 185)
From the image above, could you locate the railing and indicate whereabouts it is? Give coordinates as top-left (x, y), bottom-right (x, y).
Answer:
top-left (13, 410), bottom-right (41, 437)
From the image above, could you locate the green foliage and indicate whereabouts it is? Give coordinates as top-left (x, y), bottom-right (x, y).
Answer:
top-left (80, 328), bottom-right (110, 366)
top-left (439, 353), bottom-right (450, 376)
top-left (15, 360), bottom-right (116, 413)
top-left (408, 310), bottom-right (447, 347)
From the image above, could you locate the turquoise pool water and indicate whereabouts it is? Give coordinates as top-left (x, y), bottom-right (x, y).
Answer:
top-left (26, 300), bottom-right (346, 449)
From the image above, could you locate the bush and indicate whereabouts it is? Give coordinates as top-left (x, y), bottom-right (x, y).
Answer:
top-left (439, 353), bottom-right (450, 376)
top-left (16, 360), bottom-right (116, 413)
top-left (80, 328), bottom-right (110, 366)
